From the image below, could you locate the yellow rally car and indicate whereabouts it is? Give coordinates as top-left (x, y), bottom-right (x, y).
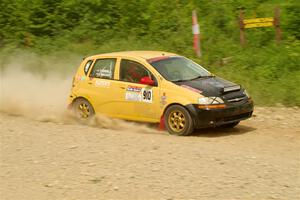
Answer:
top-left (68, 51), bottom-right (253, 136)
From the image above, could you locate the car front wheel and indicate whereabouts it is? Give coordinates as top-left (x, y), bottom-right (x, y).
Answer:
top-left (164, 105), bottom-right (194, 136)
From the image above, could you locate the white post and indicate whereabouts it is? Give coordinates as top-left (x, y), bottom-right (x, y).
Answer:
top-left (192, 10), bottom-right (201, 57)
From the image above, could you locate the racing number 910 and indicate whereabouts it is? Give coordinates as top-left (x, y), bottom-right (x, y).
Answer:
top-left (143, 90), bottom-right (152, 101)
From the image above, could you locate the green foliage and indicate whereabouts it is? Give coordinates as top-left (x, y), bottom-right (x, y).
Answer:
top-left (0, 0), bottom-right (299, 106)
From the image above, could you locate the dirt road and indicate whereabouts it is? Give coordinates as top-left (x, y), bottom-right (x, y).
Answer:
top-left (0, 107), bottom-right (299, 200)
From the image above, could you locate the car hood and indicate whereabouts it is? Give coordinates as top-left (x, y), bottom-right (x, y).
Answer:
top-left (174, 76), bottom-right (240, 96)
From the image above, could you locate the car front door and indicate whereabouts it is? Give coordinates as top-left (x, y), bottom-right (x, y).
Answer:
top-left (114, 58), bottom-right (160, 122)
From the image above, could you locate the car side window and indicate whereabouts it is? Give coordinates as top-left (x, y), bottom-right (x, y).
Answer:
top-left (120, 59), bottom-right (155, 84)
top-left (89, 58), bottom-right (116, 79)
top-left (83, 60), bottom-right (94, 75)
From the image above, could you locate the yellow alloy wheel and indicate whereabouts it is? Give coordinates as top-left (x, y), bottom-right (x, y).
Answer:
top-left (165, 105), bottom-right (194, 136)
top-left (78, 103), bottom-right (91, 118)
top-left (73, 98), bottom-right (95, 121)
top-left (168, 110), bottom-right (186, 132)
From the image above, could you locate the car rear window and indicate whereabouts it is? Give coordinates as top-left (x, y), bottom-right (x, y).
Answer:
top-left (89, 58), bottom-right (116, 79)
top-left (83, 60), bottom-right (94, 75)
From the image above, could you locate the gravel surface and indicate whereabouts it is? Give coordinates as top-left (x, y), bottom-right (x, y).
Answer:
top-left (0, 107), bottom-right (299, 200)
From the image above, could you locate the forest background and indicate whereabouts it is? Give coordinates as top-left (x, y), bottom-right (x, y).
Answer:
top-left (0, 0), bottom-right (299, 106)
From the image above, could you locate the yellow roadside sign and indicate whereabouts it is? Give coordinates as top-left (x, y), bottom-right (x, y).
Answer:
top-left (238, 7), bottom-right (281, 45)
top-left (244, 22), bottom-right (274, 28)
top-left (243, 17), bottom-right (274, 24)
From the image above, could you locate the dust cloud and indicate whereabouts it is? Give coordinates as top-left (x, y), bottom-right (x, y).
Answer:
top-left (0, 52), bottom-right (158, 134)
top-left (0, 52), bottom-right (73, 122)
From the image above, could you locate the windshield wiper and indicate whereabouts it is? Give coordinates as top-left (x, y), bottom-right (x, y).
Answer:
top-left (189, 75), bottom-right (203, 81)
top-left (172, 74), bottom-right (214, 82)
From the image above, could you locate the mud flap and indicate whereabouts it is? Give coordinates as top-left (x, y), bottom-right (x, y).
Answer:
top-left (67, 104), bottom-right (73, 110)
top-left (158, 115), bottom-right (165, 130)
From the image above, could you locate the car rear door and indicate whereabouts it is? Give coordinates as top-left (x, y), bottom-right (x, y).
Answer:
top-left (84, 57), bottom-right (122, 117)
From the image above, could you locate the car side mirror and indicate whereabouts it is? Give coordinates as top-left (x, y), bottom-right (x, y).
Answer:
top-left (140, 76), bottom-right (155, 86)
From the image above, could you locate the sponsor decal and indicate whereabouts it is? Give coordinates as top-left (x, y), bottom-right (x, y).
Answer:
top-left (147, 56), bottom-right (170, 63)
top-left (76, 75), bottom-right (81, 80)
top-left (75, 75), bottom-right (86, 81)
top-left (181, 85), bottom-right (202, 93)
top-left (127, 86), bottom-right (142, 92)
top-left (147, 56), bottom-right (180, 63)
top-left (125, 92), bottom-right (142, 101)
top-left (125, 86), bottom-right (152, 103)
top-left (100, 69), bottom-right (112, 78)
top-left (95, 80), bottom-right (110, 87)
top-left (160, 92), bottom-right (167, 107)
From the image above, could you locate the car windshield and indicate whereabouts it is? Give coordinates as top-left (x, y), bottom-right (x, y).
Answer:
top-left (148, 56), bottom-right (211, 82)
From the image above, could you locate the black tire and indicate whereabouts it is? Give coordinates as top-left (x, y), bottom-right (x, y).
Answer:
top-left (164, 105), bottom-right (194, 136)
top-left (220, 121), bottom-right (239, 128)
top-left (73, 98), bottom-right (95, 122)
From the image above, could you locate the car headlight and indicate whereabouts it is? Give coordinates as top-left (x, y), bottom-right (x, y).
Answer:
top-left (243, 90), bottom-right (250, 98)
top-left (198, 97), bottom-right (224, 105)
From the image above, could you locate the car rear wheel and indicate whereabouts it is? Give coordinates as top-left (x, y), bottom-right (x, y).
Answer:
top-left (164, 105), bottom-right (194, 136)
top-left (73, 98), bottom-right (95, 122)
top-left (220, 121), bottom-right (239, 128)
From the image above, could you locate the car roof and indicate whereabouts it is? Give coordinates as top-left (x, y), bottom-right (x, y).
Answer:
top-left (85, 51), bottom-right (178, 60)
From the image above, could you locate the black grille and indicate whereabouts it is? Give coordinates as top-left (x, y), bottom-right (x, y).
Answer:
top-left (223, 90), bottom-right (245, 99)
top-left (223, 90), bottom-right (247, 105)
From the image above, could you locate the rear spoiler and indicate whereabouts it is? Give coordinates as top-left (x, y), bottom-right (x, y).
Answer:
top-left (222, 85), bottom-right (241, 93)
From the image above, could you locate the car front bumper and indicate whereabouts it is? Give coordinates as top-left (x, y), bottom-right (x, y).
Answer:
top-left (185, 99), bottom-right (254, 128)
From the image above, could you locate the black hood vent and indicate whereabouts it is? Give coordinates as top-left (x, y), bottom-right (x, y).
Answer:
top-left (174, 76), bottom-right (240, 96)
top-left (223, 85), bottom-right (241, 93)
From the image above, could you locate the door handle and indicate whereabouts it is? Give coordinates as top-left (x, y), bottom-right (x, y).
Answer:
top-left (120, 86), bottom-right (125, 89)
